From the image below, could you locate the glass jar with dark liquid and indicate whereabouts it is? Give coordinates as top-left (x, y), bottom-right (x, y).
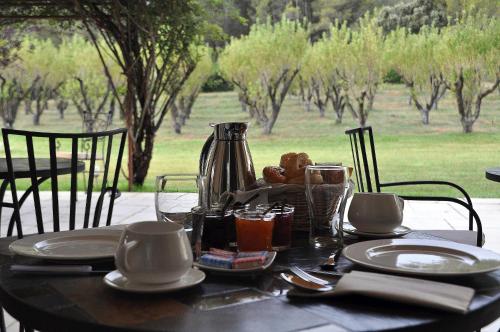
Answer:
top-left (200, 209), bottom-right (234, 250)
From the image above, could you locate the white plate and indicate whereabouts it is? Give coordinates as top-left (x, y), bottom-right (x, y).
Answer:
top-left (340, 222), bottom-right (411, 238)
top-left (193, 251), bottom-right (277, 274)
top-left (104, 268), bottom-right (205, 293)
top-left (9, 228), bottom-right (124, 260)
top-left (343, 239), bottom-right (500, 276)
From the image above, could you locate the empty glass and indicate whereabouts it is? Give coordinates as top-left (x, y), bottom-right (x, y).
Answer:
top-left (305, 165), bottom-right (348, 248)
top-left (155, 174), bottom-right (199, 234)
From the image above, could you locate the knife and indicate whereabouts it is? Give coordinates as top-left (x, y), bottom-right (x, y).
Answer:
top-left (10, 265), bottom-right (112, 275)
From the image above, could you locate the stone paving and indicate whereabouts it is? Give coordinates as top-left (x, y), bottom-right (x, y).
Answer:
top-left (1, 192), bottom-right (500, 331)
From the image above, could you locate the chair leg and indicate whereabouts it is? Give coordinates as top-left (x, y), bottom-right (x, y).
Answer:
top-left (0, 309), bottom-right (6, 332)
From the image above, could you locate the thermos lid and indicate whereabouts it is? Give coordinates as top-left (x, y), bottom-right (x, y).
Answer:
top-left (211, 122), bottom-right (249, 141)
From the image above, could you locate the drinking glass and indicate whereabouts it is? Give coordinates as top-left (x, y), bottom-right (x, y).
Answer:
top-left (234, 210), bottom-right (275, 251)
top-left (256, 204), bottom-right (294, 251)
top-left (155, 174), bottom-right (199, 235)
top-left (305, 165), bottom-right (348, 248)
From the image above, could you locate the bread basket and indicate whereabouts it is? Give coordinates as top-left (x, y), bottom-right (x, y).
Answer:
top-left (260, 180), bottom-right (354, 232)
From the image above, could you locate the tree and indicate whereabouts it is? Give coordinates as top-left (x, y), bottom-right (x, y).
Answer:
top-left (436, 13), bottom-right (500, 133)
top-left (221, 18), bottom-right (308, 134)
top-left (302, 22), bottom-right (349, 123)
top-left (378, 0), bottom-right (448, 34)
top-left (0, 23), bottom-right (24, 128)
top-left (0, 65), bottom-right (30, 128)
top-left (73, 1), bottom-right (202, 186)
top-left (341, 13), bottom-right (387, 127)
top-left (59, 36), bottom-right (123, 131)
top-left (17, 37), bottom-right (66, 125)
top-left (386, 26), bottom-right (447, 125)
top-left (170, 46), bottom-right (213, 134)
top-left (444, 0), bottom-right (500, 18)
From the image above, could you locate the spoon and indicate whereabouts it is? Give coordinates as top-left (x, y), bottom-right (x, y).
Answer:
top-left (280, 273), bottom-right (334, 292)
top-left (320, 248), bottom-right (343, 270)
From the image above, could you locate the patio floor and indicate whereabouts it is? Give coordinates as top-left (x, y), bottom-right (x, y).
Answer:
top-left (1, 192), bottom-right (500, 331)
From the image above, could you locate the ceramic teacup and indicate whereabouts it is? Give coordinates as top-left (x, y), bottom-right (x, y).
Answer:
top-left (347, 193), bottom-right (404, 233)
top-left (115, 221), bottom-right (193, 284)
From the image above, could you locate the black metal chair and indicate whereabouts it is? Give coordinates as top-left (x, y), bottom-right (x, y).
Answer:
top-left (2, 128), bottom-right (127, 238)
top-left (345, 126), bottom-right (483, 247)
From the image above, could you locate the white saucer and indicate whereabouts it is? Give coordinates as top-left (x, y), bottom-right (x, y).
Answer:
top-left (103, 268), bottom-right (205, 293)
top-left (339, 222), bottom-right (411, 238)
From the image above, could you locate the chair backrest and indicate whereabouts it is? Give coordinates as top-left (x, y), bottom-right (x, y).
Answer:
top-left (2, 128), bottom-right (127, 238)
top-left (345, 126), bottom-right (381, 193)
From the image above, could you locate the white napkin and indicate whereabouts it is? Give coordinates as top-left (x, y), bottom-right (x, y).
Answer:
top-left (289, 271), bottom-right (475, 314)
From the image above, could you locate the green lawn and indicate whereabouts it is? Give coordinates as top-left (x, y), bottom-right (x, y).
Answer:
top-left (3, 84), bottom-right (500, 197)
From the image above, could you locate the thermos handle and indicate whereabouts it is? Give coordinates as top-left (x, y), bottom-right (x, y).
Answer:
top-left (199, 132), bottom-right (214, 175)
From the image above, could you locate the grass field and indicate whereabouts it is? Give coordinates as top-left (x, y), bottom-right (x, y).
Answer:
top-left (3, 84), bottom-right (500, 197)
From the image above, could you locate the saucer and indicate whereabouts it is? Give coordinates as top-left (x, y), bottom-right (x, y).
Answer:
top-left (340, 222), bottom-right (411, 238)
top-left (103, 268), bottom-right (205, 293)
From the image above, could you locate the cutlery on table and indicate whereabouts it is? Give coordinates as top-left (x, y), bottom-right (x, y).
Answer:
top-left (10, 265), bottom-right (112, 275)
top-left (304, 269), bottom-right (344, 277)
top-left (319, 248), bottom-right (343, 270)
top-left (290, 266), bottom-right (336, 286)
top-left (280, 273), bottom-right (334, 292)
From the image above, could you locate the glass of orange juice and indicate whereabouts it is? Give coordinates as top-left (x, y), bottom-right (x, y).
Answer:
top-left (234, 210), bottom-right (275, 251)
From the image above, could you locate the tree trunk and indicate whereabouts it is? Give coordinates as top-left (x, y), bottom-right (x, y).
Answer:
top-left (359, 103), bottom-right (367, 127)
top-left (170, 102), bottom-right (182, 134)
top-left (421, 110), bottom-right (430, 125)
top-left (262, 107), bottom-right (278, 135)
top-left (132, 119), bottom-right (155, 185)
top-left (367, 93), bottom-right (375, 111)
top-left (461, 120), bottom-right (474, 133)
top-left (328, 86), bottom-right (345, 124)
top-left (24, 99), bottom-right (32, 115)
top-left (312, 80), bottom-right (327, 117)
top-left (57, 100), bottom-right (68, 119)
top-left (33, 114), bottom-right (40, 125)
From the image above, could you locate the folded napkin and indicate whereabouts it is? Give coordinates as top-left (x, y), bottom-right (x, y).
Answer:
top-left (288, 271), bottom-right (475, 314)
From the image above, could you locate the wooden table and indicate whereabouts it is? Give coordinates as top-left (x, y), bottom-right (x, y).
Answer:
top-left (0, 158), bottom-right (85, 233)
top-left (0, 230), bottom-right (498, 332)
top-left (486, 167), bottom-right (500, 182)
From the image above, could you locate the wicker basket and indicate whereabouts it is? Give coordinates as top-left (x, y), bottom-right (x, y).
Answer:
top-left (261, 182), bottom-right (351, 232)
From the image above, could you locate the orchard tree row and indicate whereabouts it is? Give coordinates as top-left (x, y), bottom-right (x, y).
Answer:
top-left (0, 35), bottom-right (213, 134)
top-left (220, 11), bottom-right (499, 134)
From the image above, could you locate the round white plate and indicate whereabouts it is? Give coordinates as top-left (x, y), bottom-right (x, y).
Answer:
top-left (193, 251), bottom-right (277, 274)
top-left (343, 239), bottom-right (500, 276)
top-left (9, 228), bottom-right (123, 260)
top-left (104, 268), bottom-right (205, 293)
top-left (340, 222), bottom-right (411, 238)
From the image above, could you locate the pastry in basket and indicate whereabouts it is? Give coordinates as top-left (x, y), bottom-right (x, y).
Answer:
top-left (263, 166), bottom-right (286, 183)
top-left (263, 152), bottom-right (323, 185)
top-left (280, 152), bottom-right (312, 178)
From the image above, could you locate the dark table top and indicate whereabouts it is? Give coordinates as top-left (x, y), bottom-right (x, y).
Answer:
top-left (0, 230), bottom-right (498, 332)
top-left (486, 167), bottom-right (500, 183)
top-left (0, 158), bottom-right (85, 179)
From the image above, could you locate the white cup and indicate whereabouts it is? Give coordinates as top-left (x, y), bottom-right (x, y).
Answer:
top-left (347, 193), bottom-right (404, 233)
top-left (115, 221), bottom-right (193, 284)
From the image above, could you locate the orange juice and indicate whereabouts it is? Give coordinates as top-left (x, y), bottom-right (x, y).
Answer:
top-left (234, 211), bottom-right (275, 251)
